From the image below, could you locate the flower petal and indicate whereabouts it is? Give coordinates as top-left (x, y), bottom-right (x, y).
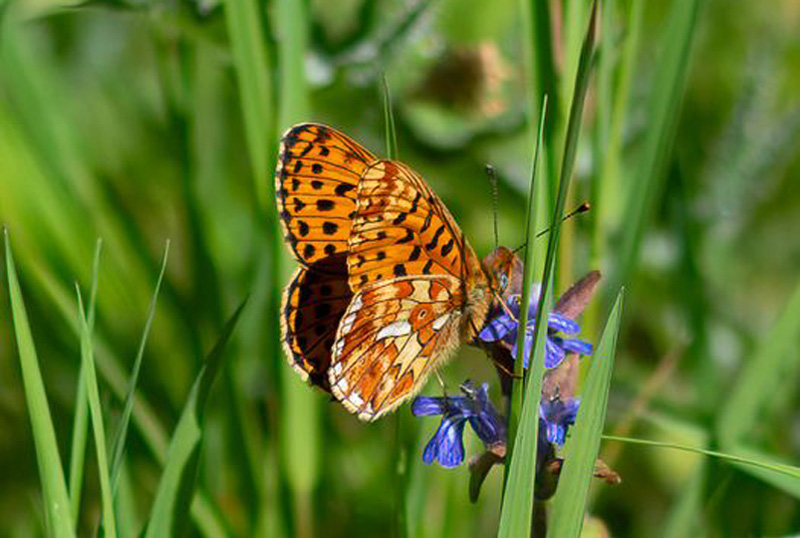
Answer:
top-left (430, 416), bottom-right (469, 468)
top-left (544, 337), bottom-right (566, 368)
top-left (547, 312), bottom-right (580, 334)
top-left (478, 311), bottom-right (516, 342)
top-left (555, 337), bottom-right (593, 356)
top-left (411, 396), bottom-right (448, 416)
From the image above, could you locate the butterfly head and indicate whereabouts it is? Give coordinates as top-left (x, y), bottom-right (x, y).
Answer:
top-left (482, 246), bottom-right (523, 301)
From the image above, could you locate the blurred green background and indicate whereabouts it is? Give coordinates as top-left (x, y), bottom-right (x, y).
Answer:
top-left (2, 0), bottom-right (800, 536)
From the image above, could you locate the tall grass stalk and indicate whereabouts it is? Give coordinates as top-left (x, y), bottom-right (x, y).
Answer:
top-left (5, 231), bottom-right (76, 538)
top-left (67, 240), bottom-right (102, 521)
top-left (548, 290), bottom-right (624, 537)
top-left (75, 286), bottom-right (117, 538)
top-left (499, 7), bottom-right (598, 536)
top-left (110, 241), bottom-right (170, 491)
top-left (613, 0), bottom-right (704, 289)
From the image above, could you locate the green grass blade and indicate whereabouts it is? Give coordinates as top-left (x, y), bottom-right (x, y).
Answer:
top-left (18, 244), bottom-right (228, 538)
top-left (67, 239), bottom-right (102, 520)
top-left (75, 286), bottom-right (117, 538)
top-left (498, 8), bottom-right (597, 536)
top-left (614, 0), bottom-right (703, 288)
top-left (67, 373), bottom-right (88, 522)
top-left (548, 290), bottom-right (624, 538)
top-left (274, 1), bottom-right (319, 535)
top-left (520, 0), bottom-right (557, 278)
top-left (726, 444), bottom-right (800, 499)
top-left (382, 74), bottom-right (399, 160)
top-left (144, 299), bottom-right (247, 538)
top-left (223, 0), bottom-right (272, 200)
top-left (717, 276), bottom-right (800, 447)
top-left (603, 435), bottom-right (800, 484)
top-left (110, 241), bottom-right (170, 493)
top-left (506, 95), bottom-right (548, 453)
top-left (4, 230), bottom-right (76, 538)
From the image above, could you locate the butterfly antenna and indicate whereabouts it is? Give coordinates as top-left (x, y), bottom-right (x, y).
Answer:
top-left (486, 164), bottom-right (500, 251)
top-left (512, 201), bottom-right (591, 253)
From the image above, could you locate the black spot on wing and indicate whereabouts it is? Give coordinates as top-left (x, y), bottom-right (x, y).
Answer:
top-left (426, 225), bottom-right (445, 250)
top-left (335, 183), bottom-right (356, 196)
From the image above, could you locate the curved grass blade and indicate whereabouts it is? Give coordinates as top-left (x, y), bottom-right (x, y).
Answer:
top-left (144, 299), bottom-right (247, 538)
top-left (4, 230), bottom-right (76, 538)
top-left (603, 435), bottom-right (800, 484)
top-left (717, 276), bottom-right (800, 447)
top-left (614, 0), bottom-right (704, 288)
top-left (75, 286), bottom-right (117, 538)
top-left (499, 7), bottom-right (598, 536)
top-left (506, 95), bottom-right (548, 455)
top-left (223, 0), bottom-right (272, 199)
top-left (382, 74), bottom-right (398, 160)
top-left (548, 290), bottom-right (624, 538)
top-left (68, 239), bottom-right (102, 521)
top-left (110, 240), bottom-right (170, 493)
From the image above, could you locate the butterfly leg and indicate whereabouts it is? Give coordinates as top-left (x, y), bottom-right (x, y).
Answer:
top-left (492, 290), bottom-right (518, 322)
top-left (434, 369), bottom-right (449, 397)
top-left (491, 355), bottom-right (522, 379)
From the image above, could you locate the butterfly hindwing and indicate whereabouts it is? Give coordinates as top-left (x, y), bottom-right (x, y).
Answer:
top-left (276, 123), bottom-right (377, 267)
top-left (329, 276), bottom-right (465, 420)
top-left (281, 254), bottom-right (353, 390)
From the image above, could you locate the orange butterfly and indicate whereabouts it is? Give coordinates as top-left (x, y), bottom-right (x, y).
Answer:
top-left (276, 124), bottom-right (519, 421)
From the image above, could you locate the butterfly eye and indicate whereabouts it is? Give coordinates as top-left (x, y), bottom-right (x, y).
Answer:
top-left (498, 273), bottom-right (509, 292)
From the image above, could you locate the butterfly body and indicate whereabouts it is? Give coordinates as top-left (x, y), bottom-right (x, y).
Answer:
top-left (276, 123), bottom-right (515, 421)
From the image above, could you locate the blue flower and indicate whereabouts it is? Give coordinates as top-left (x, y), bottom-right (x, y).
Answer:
top-left (412, 382), bottom-right (506, 468)
top-left (478, 291), bottom-right (592, 369)
top-left (539, 397), bottom-right (580, 446)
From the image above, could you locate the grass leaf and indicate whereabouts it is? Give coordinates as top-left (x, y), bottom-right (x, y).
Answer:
top-left (109, 241), bottom-right (169, 493)
top-left (4, 230), bottom-right (76, 538)
top-left (67, 239), bottom-right (102, 521)
top-left (382, 74), bottom-right (399, 160)
top-left (223, 0), bottom-right (272, 198)
top-left (614, 0), bottom-right (703, 288)
top-left (717, 276), bottom-right (800, 447)
top-left (499, 6), bottom-right (598, 536)
top-left (75, 285), bottom-right (117, 538)
top-left (144, 299), bottom-right (247, 538)
top-left (548, 290), bottom-right (624, 537)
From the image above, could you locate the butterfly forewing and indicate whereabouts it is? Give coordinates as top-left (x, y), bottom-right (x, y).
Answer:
top-left (347, 161), bottom-right (484, 291)
top-left (276, 123), bottom-right (376, 266)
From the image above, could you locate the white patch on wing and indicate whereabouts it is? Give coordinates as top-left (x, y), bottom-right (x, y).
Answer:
top-left (348, 392), bottom-right (364, 407)
top-left (335, 378), bottom-right (349, 393)
top-left (338, 295), bottom-right (363, 337)
top-left (376, 320), bottom-right (413, 340)
top-left (432, 313), bottom-right (450, 331)
top-left (333, 338), bottom-right (345, 359)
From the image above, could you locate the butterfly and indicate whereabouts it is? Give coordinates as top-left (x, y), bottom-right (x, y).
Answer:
top-left (276, 123), bottom-right (520, 421)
